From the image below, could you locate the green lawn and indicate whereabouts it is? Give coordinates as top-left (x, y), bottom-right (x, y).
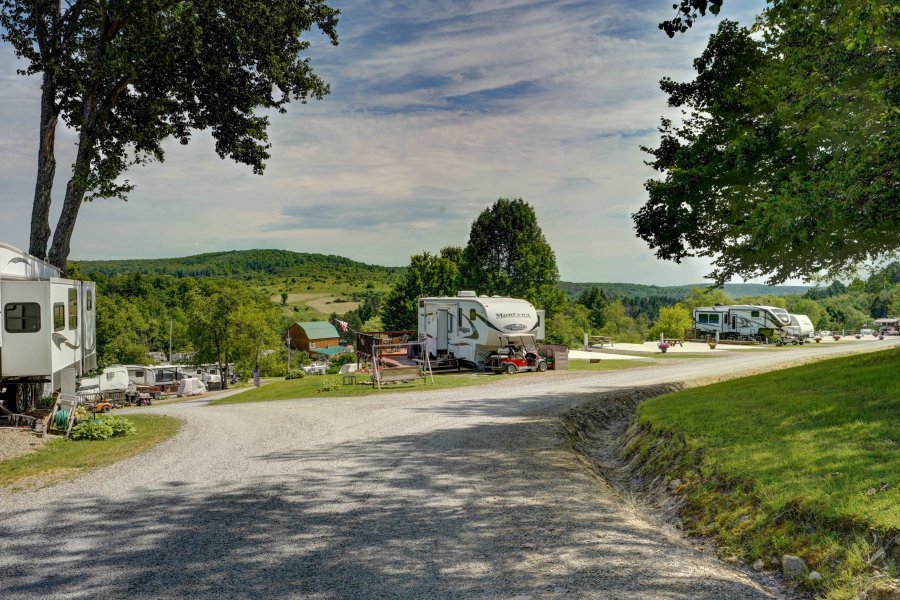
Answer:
top-left (635, 348), bottom-right (899, 596)
top-left (0, 414), bottom-right (182, 491)
top-left (213, 371), bottom-right (507, 405)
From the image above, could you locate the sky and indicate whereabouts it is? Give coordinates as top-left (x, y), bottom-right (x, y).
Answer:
top-left (0, 0), bottom-right (767, 285)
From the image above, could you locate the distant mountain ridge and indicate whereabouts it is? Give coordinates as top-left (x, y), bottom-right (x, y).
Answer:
top-left (77, 249), bottom-right (403, 279)
top-left (76, 249), bottom-right (808, 297)
top-left (560, 281), bottom-right (809, 299)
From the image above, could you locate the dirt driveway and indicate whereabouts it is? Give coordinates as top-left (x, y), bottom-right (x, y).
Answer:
top-left (0, 340), bottom-right (894, 599)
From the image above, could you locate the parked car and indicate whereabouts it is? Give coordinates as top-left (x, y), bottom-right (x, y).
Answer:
top-left (818, 330), bottom-right (832, 338)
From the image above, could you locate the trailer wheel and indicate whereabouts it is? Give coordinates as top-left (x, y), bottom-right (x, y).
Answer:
top-left (102, 405), bottom-right (111, 414)
top-left (537, 361), bottom-right (548, 372)
top-left (504, 363), bottom-right (517, 375)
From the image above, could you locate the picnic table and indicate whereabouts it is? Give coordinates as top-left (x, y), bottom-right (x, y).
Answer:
top-left (589, 336), bottom-right (614, 348)
top-left (663, 338), bottom-right (684, 347)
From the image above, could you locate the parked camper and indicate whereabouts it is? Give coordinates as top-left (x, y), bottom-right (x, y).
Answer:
top-left (692, 304), bottom-right (792, 342)
top-left (874, 318), bottom-right (899, 335)
top-left (77, 364), bottom-right (137, 404)
top-left (418, 292), bottom-right (546, 369)
top-left (0, 243), bottom-right (96, 413)
top-left (783, 314), bottom-right (815, 342)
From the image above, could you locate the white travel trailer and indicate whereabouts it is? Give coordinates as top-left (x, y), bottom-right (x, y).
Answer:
top-left (418, 292), bottom-right (545, 368)
top-left (77, 364), bottom-right (136, 402)
top-left (693, 304), bottom-right (792, 341)
top-left (784, 314), bottom-right (815, 341)
top-left (0, 243), bottom-right (96, 412)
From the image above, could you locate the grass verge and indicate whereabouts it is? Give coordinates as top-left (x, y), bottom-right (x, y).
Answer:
top-left (0, 415), bottom-right (182, 492)
top-left (567, 359), bottom-right (656, 371)
top-left (629, 348), bottom-right (899, 599)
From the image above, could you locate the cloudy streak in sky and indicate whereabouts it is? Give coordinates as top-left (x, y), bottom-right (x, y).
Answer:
top-left (0, 0), bottom-right (764, 284)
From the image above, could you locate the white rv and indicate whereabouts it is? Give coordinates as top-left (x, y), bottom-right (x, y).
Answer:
top-left (0, 243), bottom-right (96, 412)
top-left (77, 364), bottom-right (136, 402)
top-left (784, 314), bottom-right (815, 341)
top-left (693, 304), bottom-right (792, 341)
top-left (418, 292), bottom-right (545, 368)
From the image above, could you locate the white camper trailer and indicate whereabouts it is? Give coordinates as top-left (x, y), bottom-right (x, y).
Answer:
top-left (784, 314), bottom-right (815, 341)
top-left (77, 364), bottom-right (137, 403)
top-left (0, 243), bottom-right (97, 412)
top-left (693, 304), bottom-right (792, 342)
top-left (418, 292), bottom-right (545, 368)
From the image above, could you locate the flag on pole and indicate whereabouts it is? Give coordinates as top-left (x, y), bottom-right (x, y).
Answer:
top-left (337, 319), bottom-right (349, 332)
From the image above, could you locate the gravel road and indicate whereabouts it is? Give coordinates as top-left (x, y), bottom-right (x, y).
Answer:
top-left (1, 340), bottom-right (895, 599)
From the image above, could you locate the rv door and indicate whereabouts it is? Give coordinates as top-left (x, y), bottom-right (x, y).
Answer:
top-left (81, 281), bottom-right (97, 371)
top-left (436, 309), bottom-right (449, 352)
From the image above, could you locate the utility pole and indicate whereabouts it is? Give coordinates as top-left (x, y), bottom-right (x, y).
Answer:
top-left (169, 318), bottom-right (173, 362)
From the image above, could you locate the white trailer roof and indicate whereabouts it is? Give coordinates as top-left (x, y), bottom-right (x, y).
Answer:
top-left (0, 242), bottom-right (60, 280)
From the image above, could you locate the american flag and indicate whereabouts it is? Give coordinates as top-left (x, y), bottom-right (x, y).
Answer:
top-left (336, 319), bottom-right (349, 332)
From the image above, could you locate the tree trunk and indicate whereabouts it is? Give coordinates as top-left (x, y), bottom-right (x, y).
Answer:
top-left (30, 71), bottom-right (59, 260)
top-left (48, 131), bottom-right (94, 273)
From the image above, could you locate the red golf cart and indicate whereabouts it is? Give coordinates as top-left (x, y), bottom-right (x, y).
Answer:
top-left (487, 334), bottom-right (548, 374)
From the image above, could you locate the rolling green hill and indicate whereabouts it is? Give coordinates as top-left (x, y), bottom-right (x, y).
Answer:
top-left (78, 249), bottom-right (403, 281)
top-left (560, 281), bottom-right (808, 299)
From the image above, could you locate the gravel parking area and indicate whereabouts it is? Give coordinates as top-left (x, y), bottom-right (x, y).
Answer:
top-left (0, 339), bottom-right (895, 599)
top-left (0, 428), bottom-right (47, 462)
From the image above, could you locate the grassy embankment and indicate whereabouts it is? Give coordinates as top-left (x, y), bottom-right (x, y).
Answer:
top-left (631, 349), bottom-right (899, 599)
top-left (0, 415), bottom-right (182, 491)
top-left (214, 359), bottom-right (647, 405)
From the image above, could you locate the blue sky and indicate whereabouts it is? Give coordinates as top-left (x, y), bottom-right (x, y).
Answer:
top-left (0, 0), bottom-right (766, 284)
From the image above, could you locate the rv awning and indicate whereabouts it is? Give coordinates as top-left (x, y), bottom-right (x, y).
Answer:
top-left (311, 346), bottom-right (351, 357)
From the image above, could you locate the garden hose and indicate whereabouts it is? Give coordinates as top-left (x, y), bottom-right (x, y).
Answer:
top-left (54, 409), bottom-right (69, 429)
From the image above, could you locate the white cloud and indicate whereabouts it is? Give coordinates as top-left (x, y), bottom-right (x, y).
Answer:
top-left (0, 0), bottom-right (767, 284)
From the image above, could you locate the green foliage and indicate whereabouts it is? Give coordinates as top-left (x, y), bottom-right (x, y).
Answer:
top-left (637, 348), bottom-right (900, 598)
top-left (381, 247), bottom-right (462, 330)
top-left (317, 377), bottom-right (340, 393)
top-left (680, 288), bottom-right (733, 311)
top-left (285, 370), bottom-right (305, 380)
top-left (100, 416), bottom-right (137, 438)
top-left (649, 305), bottom-right (693, 340)
top-left (70, 419), bottom-right (114, 441)
top-left (462, 198), bottom-right (565, 316)
top-left (636, 10), bottom-right (899, 284)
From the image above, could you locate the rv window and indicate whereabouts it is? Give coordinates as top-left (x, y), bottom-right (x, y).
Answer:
top-left (751, 310), bottom-right (760, 317)
top-left (53, 303), bottom-right (65, 331)
top-left (458, 308), bottom-right (463, 324)
top-left (86, 290), bottom-right (93, 311)
top-left (310, 342), bottom-right (316, 349)
top-left (106, 372), bottom-right (115, 381)
top-left (698, 314), bottom-right (709, 324)
top-left (4, 303), bottom-right (41, 333)
top-left (470, 308), bottom-right (477, 321)
top-left (68, 288), bottom-right (78, 329)
top-left (134, 370), bottom-right (144, 378)
top-left (708, 314), bottom-right (720, 324)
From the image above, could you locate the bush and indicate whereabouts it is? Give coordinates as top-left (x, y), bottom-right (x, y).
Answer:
top-left (330, 352), bottom-right (356, 367)
top-left (318, 377), bottom-right (340, 393)
top-left (285, 370), bottom-right (305, 380)
top-left (102, 416), bottom-right (137, 437)
top-left (70, 419), bottom-right (114, 441)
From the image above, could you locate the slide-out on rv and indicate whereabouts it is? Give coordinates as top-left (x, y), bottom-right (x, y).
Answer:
top-left (418, 292), bottom-right (545, 368)
top-left (0, 243), bottom-right (96, 413)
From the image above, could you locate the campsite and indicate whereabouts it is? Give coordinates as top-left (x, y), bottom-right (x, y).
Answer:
top-left (1, 1), bottom-right (898, 599)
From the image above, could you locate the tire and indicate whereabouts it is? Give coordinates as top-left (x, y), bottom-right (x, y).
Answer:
top-left (504, 363), bottom-right (517, 375)
top-left (537, 361), bottom-right (548, 372)
top-left (101, 405), bottom-right (111, 414)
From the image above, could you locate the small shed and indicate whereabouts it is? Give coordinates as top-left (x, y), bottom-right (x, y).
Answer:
top-left (286, 321), bottom-right (347, 358)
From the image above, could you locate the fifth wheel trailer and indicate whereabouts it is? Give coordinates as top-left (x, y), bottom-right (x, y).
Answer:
top-left (0, 243), bottom-right (97, 413)
top-left (692, 304), bottom-right (793, 341)
top-left (418, 291), bottom-right (545, 368)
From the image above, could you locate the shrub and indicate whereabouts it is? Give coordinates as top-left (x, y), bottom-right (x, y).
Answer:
top-left (285, 370), bottom-right (305, 380)
top-left (70, 419), bottom-right (114, 441)
top-left (318, 377), bottom-right (340, 393)
top-left (101, 416), bottom-right (137, 437)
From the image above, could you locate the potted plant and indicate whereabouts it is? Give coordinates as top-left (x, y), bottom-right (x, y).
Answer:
top-left (814, 335), bottom-right (822, 343)
top-left (833, 334), bottom-right (841, 341)
top-left (658, 342), bottom-right (670, 353)
top-left (707, 338), bottom-right (717, 349)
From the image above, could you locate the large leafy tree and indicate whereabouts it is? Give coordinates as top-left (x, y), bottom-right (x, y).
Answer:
top-left (462, 198), bottom-right (564, 314)
top-left (381, 247), bottom-right (462, 331)
top-left (0, 0), bottom-right (339, 270)
top-left (635, 5), bottom-right (899, 284)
